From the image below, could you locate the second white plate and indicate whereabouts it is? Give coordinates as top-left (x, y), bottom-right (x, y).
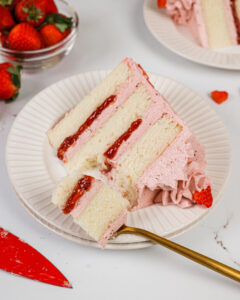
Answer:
top-left (6, 70), bottom-right (231, 249)
top-left (143, 0), bottom-right (240, 70)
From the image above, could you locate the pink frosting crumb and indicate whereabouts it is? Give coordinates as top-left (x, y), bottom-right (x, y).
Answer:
top-left (98, 210), bottom-right (128, 249)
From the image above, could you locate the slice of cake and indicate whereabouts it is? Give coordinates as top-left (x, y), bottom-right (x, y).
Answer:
top-left (48, 57), bottom-right (212, 212)
top-left (164, 0), bottom-right (240, 49)
top-left (53, 173), bottom-right (129, 248)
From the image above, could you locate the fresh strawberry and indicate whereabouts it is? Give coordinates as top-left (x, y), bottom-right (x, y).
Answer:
top-left (15, 0), bottom-right (46, 27)
top-left (0, 5), bottom-right (15, 31)
top-left (211, 90), bottom-right (229, 104)
top-left (8, 23), bottom-right (41, 50)
top-left (157, 0), bottom-right (166, 8)
top-left (193, 186), bottom-right (213, 208)
top-left (36, 0), bottom-right (57, 14)
top-left (0, 62), bottom-right (12, 70)
top-left (39, 13), bottom-right (72, 47)
top-left (0, 63), bottom-right (22, 102)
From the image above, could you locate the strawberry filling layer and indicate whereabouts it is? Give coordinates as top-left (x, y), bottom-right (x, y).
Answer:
top-left (104, 119), bottom-right (142, 160)
top-left (57, 95), bottom-right (116, 161)
top-left (63, 175), bottom-right (94, 214)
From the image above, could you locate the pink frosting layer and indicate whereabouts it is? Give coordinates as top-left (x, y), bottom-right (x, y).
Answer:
top-left (71, 179), bottom-right (103, 218)
top-left (98, 210), bottom-right (127, 249)
top-left (104, 58), bottom-right (210, 210)
top-left (153, 135), bottom-right (210, 208)
top-left (166, 0), bottom-right (209, 48)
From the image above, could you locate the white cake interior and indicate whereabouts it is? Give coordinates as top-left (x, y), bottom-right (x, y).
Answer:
top-left (65, 84), bottom-right (152, 172)
top-left (52, 172), bottom-right (83, 209)
top-left (201, 0), bottom-right (233, 49)
top-left (74, 185), bottom-right (129, 242)
top-left (113, 115), bottom-right (182, 205)
top-left (48, 61), bottom-right (131, 150)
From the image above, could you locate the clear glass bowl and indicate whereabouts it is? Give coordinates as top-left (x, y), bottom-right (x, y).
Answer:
top-left (0, 0), bottom-right (79, 71)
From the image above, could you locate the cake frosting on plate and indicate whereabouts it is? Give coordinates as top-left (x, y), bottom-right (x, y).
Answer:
top-left (162, 0), bottom-right (240, 49)
top-left (49, 58), bottom-right (213, 247)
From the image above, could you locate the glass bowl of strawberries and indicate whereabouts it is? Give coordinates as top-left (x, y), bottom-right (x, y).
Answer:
top-left (0, 0), bottom-right (79, 71)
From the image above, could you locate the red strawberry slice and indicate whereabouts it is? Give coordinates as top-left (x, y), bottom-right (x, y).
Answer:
top-left (193, 186), bottom-right (213, 208)
top-left (157, 0), bottom-right (166, 8)
top-left (211, 90), bottom-right (229, 104)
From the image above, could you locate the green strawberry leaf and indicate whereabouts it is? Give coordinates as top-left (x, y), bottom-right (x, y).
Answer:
top-left (7, 65), bottom-right (22, 88)
top-left (44, 13), bottom-right (73, 32)
top-left (55, 23), bottom-right (68, 33)
top-left (0, 0), bottom-right (13, 6)
top-left (5, 91), bottom-right (19, 103)
top-left (22, 7), bottom-right (29, 13)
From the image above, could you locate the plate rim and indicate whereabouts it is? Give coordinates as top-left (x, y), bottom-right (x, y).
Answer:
top-left (5, 70), bottom-right (232, 250)
top-left (143, 0), bottom-right (240, 70)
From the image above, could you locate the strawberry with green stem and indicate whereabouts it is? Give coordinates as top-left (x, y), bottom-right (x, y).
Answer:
top-left (0, 63), bottom-right (22, 102)
top-left (15, 0), bottom-right (46, 27)
top-left (40, 13), bottom-right (73, 47)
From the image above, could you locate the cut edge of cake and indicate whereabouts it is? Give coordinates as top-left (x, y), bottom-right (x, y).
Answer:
top-left (52, 172), bottom-right (130, 248)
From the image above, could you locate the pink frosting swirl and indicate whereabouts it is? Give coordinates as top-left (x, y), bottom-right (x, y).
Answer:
top-left (166, 0), bottom-right (194, 25)
top-left (154, 135), bottom-right (210, 208)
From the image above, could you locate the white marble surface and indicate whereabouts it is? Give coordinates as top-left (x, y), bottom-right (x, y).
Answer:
top-left (0, 0), bottom-right (240, 299)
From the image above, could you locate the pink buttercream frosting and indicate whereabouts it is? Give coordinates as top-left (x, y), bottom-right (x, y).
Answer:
top-left (98, 210), bottom-right (127, 249)
top-left (105, 58), bottom-right (210, 210)
top-left (166, 0), bottom-right (194, 25)
top-left (71, 179), bottom-right (103, 218)
top-left (166, 0), bottom-right (209, 48)
top-left (153, 135), bottom-right (210, 208)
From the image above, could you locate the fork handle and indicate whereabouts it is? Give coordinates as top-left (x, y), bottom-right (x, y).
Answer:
top-left (117, 225), bottom-right (240, 283)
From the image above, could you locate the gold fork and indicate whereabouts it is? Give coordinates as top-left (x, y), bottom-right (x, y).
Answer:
top-left (116, 225), bottom-right (240, 283)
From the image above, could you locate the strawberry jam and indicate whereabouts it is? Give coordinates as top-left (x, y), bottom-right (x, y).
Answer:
top-left (104, 118), bottom-right (142, 159)
top-left (57, 95), bottom-right (116, 160)
top-left (63, 175), bottom-right (94, 214)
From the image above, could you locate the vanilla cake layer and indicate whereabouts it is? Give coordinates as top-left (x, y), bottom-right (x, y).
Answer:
top-left (112, 115), bottom-right (182, 206)
top-left (75, 185), bottom-right (129, 246)
top-left (48, 61), bottom-right (131, 150)
top-left (52, 173), bottom-right (129, 248)
top-left (237, 0), bottom-right (240, 17)
top-left (199, 0), bottom-right (237, 49)
top-left (64, 84), bottom-right (152, 172)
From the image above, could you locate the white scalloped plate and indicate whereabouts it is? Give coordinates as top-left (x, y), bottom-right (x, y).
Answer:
top-left (6, 70), bottom-right (231, 249)
top-left (144, 0), bottom-right (240, 70)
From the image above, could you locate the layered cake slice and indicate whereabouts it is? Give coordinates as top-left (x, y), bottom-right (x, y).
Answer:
top-left (49, 58), bottom-right (212, 212)
top-left (53, 173), bottom-right (129, 248)
top-left (50, 57), bottom-right (213, 247)
top-left (164, 0), bottom-right (240, 49)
